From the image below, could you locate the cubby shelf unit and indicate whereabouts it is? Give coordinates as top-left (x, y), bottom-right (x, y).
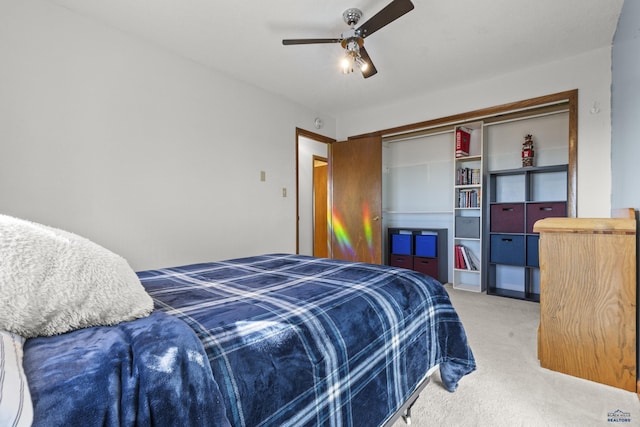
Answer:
top-left (484, 164), bottom-right (568, 301)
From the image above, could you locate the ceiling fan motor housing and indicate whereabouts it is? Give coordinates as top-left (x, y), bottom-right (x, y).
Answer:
top-left (341, 37), bottom-right (364, 51)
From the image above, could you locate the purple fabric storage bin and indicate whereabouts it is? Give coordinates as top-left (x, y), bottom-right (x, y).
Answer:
top-left (490, 203), bottom-right (525, 233)
top-left (526, 202), bottom-right (567, 233)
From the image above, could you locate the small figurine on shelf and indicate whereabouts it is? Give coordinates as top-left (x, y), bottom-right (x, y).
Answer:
top-left (522, 134), bottom-right (534, 167)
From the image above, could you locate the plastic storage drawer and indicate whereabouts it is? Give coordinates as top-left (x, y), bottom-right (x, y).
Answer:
top-left (415, 234), bottom-right (437, 257)
top-left (490, 234), bottom-right (525, 265)
top-left (527, 235), bottom-right (540, 267)
top-left (455, 216), bottom-right (480, 238)
top-left (389, 254), bottom-right (414, 270)
top-left (413, 256), bottom-right (438, 278)
top-left (526, 202), bottom-right (567, 233)
top-left (391, 233), bottom-right (412, 255)
top-left (490, 203), bottom-right (525, 233)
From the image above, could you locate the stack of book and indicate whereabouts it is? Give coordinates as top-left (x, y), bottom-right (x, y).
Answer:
top-left (454, 245), bottom-right (480, 270)
top-left (457, 188), bottom-right (481, 208)
top-left (456, 167), bottom-right (481, 185)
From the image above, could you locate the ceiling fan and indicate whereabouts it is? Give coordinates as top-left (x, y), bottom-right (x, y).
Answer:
top-left (282, 0), bottom-right (415, 78)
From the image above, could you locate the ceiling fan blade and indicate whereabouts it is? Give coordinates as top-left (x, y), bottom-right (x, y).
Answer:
top-left (282, 38), bottom-right (341, 45)
top-left (359, 46), bottom-right (378, 79)
top-left (357, 0), bottom-right (415, 38)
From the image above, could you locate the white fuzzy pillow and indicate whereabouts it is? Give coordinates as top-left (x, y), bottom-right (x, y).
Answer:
top-left (0, 215), bottom-right (153, 338)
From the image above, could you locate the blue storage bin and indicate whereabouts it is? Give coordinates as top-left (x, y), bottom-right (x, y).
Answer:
top-left (490, 234), bottom-right (525, 265)
top-left (527, 235), bottom-right (540, 267)
top-left (391, 233), bottom-right (412, 255)
top-left (415, 234), bottom-right (437, 257)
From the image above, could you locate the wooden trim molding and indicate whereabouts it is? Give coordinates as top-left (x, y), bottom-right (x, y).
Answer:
top-left (297, 127), bottom-right (335, 145)
top-left (348, 89), bottom-right (579, 218)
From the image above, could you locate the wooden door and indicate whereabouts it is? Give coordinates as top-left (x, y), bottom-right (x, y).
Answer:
top-left (329, 135), bottom-right (382, 264)
top-left (313, 157), bottom-right (328, 258)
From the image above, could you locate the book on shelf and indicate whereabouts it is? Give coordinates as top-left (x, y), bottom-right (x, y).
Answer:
top-left (456, 167), bottom-right (481, 185)
top-left (460, 245), bottom-right (471, 269)
top-left (455, 245), bottom-right (479, 271)
top-left (464, 247), bottom-right (480, 270)
top-left (455, 245), bottom-right (466, 269)
top-left (455, 127), bottom-right (471, 158)
top-left (457, 188), bottom-right (481, 208)
top-left (471, 168), bottom-right (480, 184)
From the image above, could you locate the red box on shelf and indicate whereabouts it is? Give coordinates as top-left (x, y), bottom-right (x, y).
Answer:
top-left (413, 256), bottom-right (439, 278)
top-left (455, 128), bottom-right (471, 158)
top-left (389, 254), bottom-right (413, 270)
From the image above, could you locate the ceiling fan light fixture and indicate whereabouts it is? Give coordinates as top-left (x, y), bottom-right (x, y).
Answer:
top-left (357, 57), bottom-right (368, 72)
top-left (341, 56), bottom-right (352, 74)
top-left (283, 0), bottom-right (415, 78)
top-left (341, 47), bottom-right (369, 75)
top-left (341, 49), bottom-right (357, 74)
top-left (341, 51), bottom-right (368, 75)
top-left (341, 38), bottom-right (368, 75)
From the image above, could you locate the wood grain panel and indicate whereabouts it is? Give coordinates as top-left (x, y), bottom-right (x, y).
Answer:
top-left (313, 159), bottom-right (328, 258)
top-left (330, 136), bottom-right (382, 263)
top-left (537, 218), bottom-right (636, 391)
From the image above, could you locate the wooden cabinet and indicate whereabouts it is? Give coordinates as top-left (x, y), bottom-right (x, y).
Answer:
top-left (387, 227), bottom-right (448, 283)
top-left (535, 217), bottom-right (637, 392)
top-left (486, 165), bottom-right (568, 301)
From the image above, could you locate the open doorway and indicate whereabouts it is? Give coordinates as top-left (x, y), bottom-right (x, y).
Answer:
top-left (296, 129), bottom-right (334, 257)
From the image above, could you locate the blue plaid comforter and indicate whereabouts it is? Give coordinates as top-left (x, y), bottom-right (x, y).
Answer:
top-left (140, 254), bottom-right (476, 427)
top-left (24, 310), bottom-right (229, 427)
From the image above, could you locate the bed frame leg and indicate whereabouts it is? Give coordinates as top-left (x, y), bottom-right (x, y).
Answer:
top-left (383, 374), bottom-right (432, 427)
top-left (402, 400), bottom-right (416, 425)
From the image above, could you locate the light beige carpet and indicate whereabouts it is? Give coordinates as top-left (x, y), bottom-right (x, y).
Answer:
top-left (394, 285), bottom-right (639, 427)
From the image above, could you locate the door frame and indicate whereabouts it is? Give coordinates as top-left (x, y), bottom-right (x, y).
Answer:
top-left (295, 128), bottom-right (335, 255)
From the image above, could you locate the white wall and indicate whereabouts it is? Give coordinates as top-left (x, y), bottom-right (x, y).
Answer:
top-left (337, 47), bottom-right (615, 218)
top-left (0, 0), bottom-right (335, 270)
top-left (0, 0), bottom-right (620, 273)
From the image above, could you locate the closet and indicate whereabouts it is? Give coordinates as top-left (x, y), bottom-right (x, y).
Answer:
top-left (381, 91), bottom-right (575, 289)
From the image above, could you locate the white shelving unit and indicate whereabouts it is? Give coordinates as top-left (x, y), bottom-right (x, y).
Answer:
top-left (452, 122), bottom-right (486, 292)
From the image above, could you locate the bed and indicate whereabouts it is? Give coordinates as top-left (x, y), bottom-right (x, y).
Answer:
top-left (1, 216), bottom-right (475, 427)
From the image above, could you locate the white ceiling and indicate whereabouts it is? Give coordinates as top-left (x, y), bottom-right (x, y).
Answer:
top-left (51, 0), bottom-right (624, 117)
